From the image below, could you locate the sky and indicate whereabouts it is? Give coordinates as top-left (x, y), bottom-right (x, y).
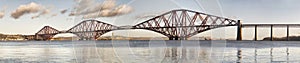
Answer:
top-left (0, 0), bottom-right (300, 39)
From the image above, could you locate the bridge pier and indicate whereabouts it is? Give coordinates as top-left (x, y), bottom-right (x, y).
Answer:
top-left (237, 20), bottom-right (242, 40)
top-left (179, 37), bottom-right (187, 40)
top-left (174, 37), bottom-right (179, 40)
top-left (286, 25), bottom-right (289, 41)
top-left (270, 25), bottom-right (273, 41)
top-left (34, 34), bottom-right (55, 41)
top-left (169, 37), bottom-right (174, 40)
top-left (34, 33), bottom-right (38, 40)
top-left (79, 38), bottom-right (95, 40)
top-left (168, 36), bottom-right (182, 40)
top-left (254, 25), bottom-right (257, 41)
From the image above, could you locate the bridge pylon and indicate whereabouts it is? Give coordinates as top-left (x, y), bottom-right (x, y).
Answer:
top-left (236, 20), bottom-right (242, 40)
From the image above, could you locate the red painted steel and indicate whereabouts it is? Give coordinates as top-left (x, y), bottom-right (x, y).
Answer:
top-left (133, 9), bottom-right (238, 39)
top-left (35, 26), bottom-right (60, 40)
top-left (35, 20), bottom-right (118, 40)
top-left (66, 20), bottom-right (118, 40)
top-left (35, 9), bottom-right (238, 40)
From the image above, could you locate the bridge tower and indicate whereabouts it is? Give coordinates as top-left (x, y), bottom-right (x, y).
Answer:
top-left (133, 9), bottom-right (238, 40)
top-left (35, 26), bottom-right (60, 41)
top-left (67, 20), bottom-right (118, 40)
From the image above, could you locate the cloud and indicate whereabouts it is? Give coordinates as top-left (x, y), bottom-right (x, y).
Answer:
top-left (70, 0), bottom-right (133, 18)
top-left (51, 14), bottom-right (57, 17)
top-left (83, 5), bottom-right (133, 18)
top-left (101, 0), bottom-right (116, 10)
top-left (0, 11), bottom-right (4, 19)
top-left (60, 9), bottom-right (68, 14)
top-left (0, 6), bottom-right (6, 19)
top-left (70, 0), bottom-right (111, 15)
top-left (32, 9), bottom-right (50, 19)
top-left (73, 0), bottom-right (94, 13)
top-left (11, 2), bottom-right (51, 19)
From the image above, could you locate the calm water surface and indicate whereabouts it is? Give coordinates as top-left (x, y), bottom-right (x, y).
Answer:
top-left (0, 40), bottom-right (299, 63)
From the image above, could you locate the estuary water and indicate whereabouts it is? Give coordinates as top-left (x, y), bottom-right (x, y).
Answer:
top-left (0, 40), bottom-right (299, 63)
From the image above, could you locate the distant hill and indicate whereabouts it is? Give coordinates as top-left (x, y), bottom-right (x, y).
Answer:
top-left (0, 33), bottom-right (24, 41)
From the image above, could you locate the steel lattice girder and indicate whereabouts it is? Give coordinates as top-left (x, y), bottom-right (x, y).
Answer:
top-left (35, 26), bottom-right (60, 40)
top-left (66, 20), bottom-right (118, 39)
top-left (36, 26), bottom-right (60, 35)
top-left (34, 9), bottom-right (238, 40)
top-left (133, 9), bottom-right (238, 38)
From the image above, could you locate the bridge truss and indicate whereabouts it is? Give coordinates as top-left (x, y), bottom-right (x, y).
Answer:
top-left (35, 20), bottom-right (118, 40)
top-left (133, 9), bottom-right (238, 40)
top-left (34, 9), bottom-right (238, 40)
top-left (67, 20), bottom-right (118, 40)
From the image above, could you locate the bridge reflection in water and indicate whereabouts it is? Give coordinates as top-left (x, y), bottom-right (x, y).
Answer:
top-left (0, 41), bottom-right (298, 63)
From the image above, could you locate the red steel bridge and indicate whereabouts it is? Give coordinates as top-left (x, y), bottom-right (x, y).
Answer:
top-left (25, 9), bottom-right (299, 41)
top-left (28, 9), bottom-right (239, 40)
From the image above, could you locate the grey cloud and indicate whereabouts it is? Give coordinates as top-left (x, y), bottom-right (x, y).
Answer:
top-left (60, 9), bottom-right (68, 14)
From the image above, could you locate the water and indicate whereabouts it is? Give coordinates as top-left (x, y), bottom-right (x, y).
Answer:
top-left (0, 40), bottom-right (299, 63)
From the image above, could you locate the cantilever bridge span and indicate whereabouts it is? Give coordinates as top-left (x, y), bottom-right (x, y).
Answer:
top-left (35, 20), bottom-right (119, 40)
top-left (32, 9), bottom-right (241, 40)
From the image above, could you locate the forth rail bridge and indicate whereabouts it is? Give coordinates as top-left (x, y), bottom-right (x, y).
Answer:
top-left (22, 9), bottom-right (300, 41)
